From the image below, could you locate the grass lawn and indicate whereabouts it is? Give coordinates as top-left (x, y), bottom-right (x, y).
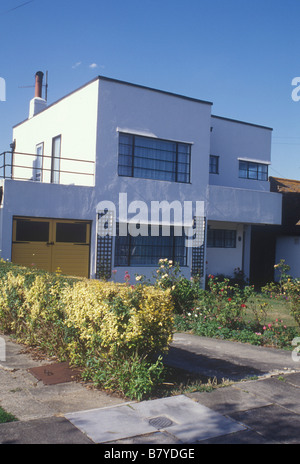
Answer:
top-left (0, 406), bottom-right (17, 424)
top-left (245, 294), bottom-right (298, 328)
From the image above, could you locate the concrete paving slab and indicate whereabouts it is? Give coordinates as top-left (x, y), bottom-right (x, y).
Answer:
top-left (66, 395), bottom-right (246, 444)
top-left (66, 403), bottom-right (157, 443)
top-left (283, 372), bottom-right (300, 387)
top-left (187, 384), bottom-right (272, 415)
top-left (0, 416), bottom-right (93, 444)
top-left (0, 365), bottom-right (126, 421)
top-left (196, 429), bottom-right (278, 444)
top-left (106, 431), bottom-right (181, 444)
top-left (230, 404), bottom-right (300, 444)
top-left (0, 335), bottom-right (47, 370)
top-left (233, 375), bottom-right (300, 414)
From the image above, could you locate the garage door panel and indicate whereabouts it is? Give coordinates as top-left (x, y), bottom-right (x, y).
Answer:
top-left (52, 244), bottom-right (90, 278)
top-left (12, 243), bottom-right (52, 271)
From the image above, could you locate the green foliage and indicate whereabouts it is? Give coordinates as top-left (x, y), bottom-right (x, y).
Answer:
top-left (0, 406), bottom-right (17, 424)
top-left (262, 260), bottom-right (300, 330)
top-left (83, 354), bottom-right (165, 400)
top-left (151, 258), bottom-right (204, 314)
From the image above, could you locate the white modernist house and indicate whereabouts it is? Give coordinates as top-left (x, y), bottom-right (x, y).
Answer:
top-left (0, 74), bottom-right (282, 284)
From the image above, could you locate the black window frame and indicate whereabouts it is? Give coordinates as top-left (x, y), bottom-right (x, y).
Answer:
top-left (209, 155), bottom-right (219, 174)
top-left (118, 132), bottom-right (191, 184)
top-left (238, 160), bottom-right (268, 181)
top-left (114, 223), bottom-right (187, 267)
top-left (207, 229), bottom-right (237, 248)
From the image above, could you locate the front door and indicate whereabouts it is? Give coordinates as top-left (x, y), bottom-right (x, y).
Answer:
top-left (12, 217), bottom-right (90, 278)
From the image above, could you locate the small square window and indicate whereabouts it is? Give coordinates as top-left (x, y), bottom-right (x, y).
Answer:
top-left (209, 155), bottom-right (219, 174)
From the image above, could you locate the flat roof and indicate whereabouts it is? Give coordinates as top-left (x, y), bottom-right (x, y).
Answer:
top-left (98, 75), bottom-right (213, 106)
top-left (13, 75), bottom-right (273, 131)
top-left (211, 114), bottom-right (273, 131)
top-left (13, 75), bottom-right (213, 128)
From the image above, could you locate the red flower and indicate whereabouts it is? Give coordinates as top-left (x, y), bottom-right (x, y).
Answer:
top-left (241, 304), bottom-right (246, 308)
top-left (228, 298), bottom-right (232, 302)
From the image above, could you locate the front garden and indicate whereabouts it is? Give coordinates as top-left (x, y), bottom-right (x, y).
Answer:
top-left (0, 258), bottom-right (299, 402)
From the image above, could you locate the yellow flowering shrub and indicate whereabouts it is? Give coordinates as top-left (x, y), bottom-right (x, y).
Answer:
top-left (0, 261), bottom-right (174, 398)
top-left (62, 280), bottom-right (174, 363)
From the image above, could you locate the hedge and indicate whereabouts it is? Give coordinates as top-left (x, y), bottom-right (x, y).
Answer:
top-left (0, 261), bottom-right (174, 399)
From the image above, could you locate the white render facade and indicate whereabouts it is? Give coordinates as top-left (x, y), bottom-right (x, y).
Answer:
top-left (0, 75), bottom-right (282, 284)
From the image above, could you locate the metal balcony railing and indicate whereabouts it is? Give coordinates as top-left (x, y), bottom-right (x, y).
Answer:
top-left (0, 151), bottom-right (95, 186)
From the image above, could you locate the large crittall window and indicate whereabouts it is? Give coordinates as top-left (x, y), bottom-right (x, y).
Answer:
top-left (207, 229), bottom-right (236, 248)
top-left (239, 160), bottom-right (268, 181)
top-left (118, 133), bottom-right (191, 183)
top-left (114, 223), bottom-right (187, 266)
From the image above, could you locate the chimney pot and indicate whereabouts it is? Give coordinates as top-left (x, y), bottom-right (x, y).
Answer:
top-left (35, 71), bottom-right (44, 98)
top-left (29, 71), bottom-right (47, 118)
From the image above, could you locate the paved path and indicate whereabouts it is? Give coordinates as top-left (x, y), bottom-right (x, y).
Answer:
top-left (0, 332), bottom-right (300, 445)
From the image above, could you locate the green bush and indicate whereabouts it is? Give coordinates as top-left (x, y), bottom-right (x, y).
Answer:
top-left (151, 258), bottom-right (204, 314)
top-left (0, 261), bottom-right (174, 399)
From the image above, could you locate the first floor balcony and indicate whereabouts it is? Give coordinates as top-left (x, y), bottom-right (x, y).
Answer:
top-left (0, 150), bottom-right (95, 187)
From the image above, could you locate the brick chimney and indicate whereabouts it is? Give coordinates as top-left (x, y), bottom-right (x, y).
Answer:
top-left (29, 71), bottom-right (47, 118)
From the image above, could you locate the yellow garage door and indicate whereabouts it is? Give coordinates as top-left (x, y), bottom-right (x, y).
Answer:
top-left (12, 217), bottom-right (91, 278)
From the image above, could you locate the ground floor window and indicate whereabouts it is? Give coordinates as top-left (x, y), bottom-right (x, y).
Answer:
top-left (114, 223), bottom-right (187, 266)
top-left (207, 228), bottom-right (236, 248)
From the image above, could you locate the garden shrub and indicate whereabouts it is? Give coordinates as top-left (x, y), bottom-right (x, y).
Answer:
top-left (153, 258), bottom-right (204, 314)
top-left (173, 273), bottom-right (299, 349)
top-left (0, 260), bottom-right (174, 399)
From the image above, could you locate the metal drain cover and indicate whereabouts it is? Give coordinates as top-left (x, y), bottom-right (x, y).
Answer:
top-left (149, 416), bottom-right (174, 429)
top-left (28, 362), bottom-right (81, 385)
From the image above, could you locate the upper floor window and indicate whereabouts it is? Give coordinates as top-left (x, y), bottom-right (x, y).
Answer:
top-left (209, 155), bottom-right (219, 174)
top-left (239, 160), bottom-right (268, 181)
top-left (118, 133), bottom-right (191, 183)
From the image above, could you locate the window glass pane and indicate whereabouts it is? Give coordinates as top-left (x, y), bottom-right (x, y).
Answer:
top-left (238, 161), bottom-right (248, 178)
top-left (209, 155), bottom-right (219, 174)
top-left (16, 220), bottom-right (49, 242)
top-left (118, 165), bottom-right (132, 177)
top-left (207, 229), bottom-right (214, 247)
top-left (257, 164), bottom-right (268, 180)
top-left (33, 143), bottom-right (43, 182)
top-left (224, 230), bottom-right (236, 248)
top-left (56, 222), bottom-right (87, 243)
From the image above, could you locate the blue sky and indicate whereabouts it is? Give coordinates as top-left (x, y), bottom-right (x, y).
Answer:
top-left (1, 0), bottom-right (300, 180)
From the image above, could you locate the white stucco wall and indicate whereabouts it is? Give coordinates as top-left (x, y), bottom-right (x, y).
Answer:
top-left (210, 116), bottom-right (272, 191)
top-left (205, 221), bottom-right (245, 277)
top-left (12, 79), bottom-right (99, 186)
top-left (96, 78), bottom-right (212, 210)
top-left (95, 79), bottom-right (212, 279)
